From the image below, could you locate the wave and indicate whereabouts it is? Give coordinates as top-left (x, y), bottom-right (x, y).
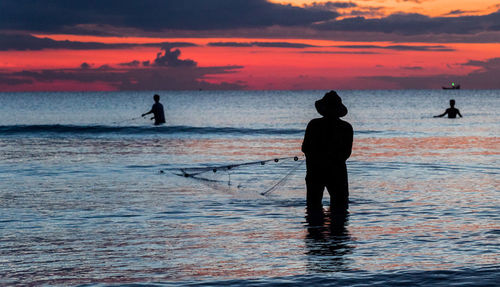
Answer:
top-left (0, 124), bottom-right (305, 137)
top-left (125, 267), bottom-right (500, 286)
top-left (349, 160), bottom-right (500, 175)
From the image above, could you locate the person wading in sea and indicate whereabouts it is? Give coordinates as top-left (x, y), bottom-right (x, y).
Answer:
top-left (142, 94), bottom-right (166, 125)
top-left (302, 91), bottom-right (353, 212)
top-left (434, 99), bottom-right (462, 118)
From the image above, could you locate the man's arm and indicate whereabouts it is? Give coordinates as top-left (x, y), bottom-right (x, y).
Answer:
top-left (301, 122), bottom-right (312, 154)
top-left (457, 109), bottom-right (462, 117)
top-left (336, 123), bottom-right (353, 161)
top-left (142, 106), bottom-right (154, 117)
top-left (434, 110), bottom-right (447, 118)
top-left (343, 124), bottom-right (353, 161)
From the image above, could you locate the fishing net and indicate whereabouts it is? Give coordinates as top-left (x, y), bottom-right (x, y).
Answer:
top-left (167, 156), bottom-right (305, 195)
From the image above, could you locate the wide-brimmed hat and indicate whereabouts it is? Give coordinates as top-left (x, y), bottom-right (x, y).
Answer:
top-left (315, 90), bottom-right (348, 117)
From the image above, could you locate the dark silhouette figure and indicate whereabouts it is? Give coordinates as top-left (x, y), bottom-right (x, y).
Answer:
top-left (142, 94), bottom-right (166, 125)
top-left (434, 99), bottom-right (462, 118)
top-left (305, 208), bottom-right (352, 272)
top-left (302, 91), bottom-right (353, 210)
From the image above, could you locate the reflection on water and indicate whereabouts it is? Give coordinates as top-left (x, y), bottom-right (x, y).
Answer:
top-left (305, 208), bottom-right (353, 272)
top-left (1, 90), bottom-right (499, 285)
top-left (353, 136), bottom-right (499, 164)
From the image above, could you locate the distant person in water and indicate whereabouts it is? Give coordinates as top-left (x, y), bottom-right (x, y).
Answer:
top-left (142, 94), bottom-right (166, 125)
top-left (434, 99), bottom-right (462, 118)
top-left (302, 91), bottom-right (353, 211)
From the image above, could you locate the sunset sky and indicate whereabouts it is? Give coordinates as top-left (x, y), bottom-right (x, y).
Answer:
top-left (1, 0), bottom-right (499, 91)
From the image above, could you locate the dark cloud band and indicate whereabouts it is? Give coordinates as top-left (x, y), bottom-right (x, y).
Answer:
top-left (1, 1), bottom-right (498, 39)
top-left (314, 11), bottom-right (500, 35)
top-left (335, 44), bottom-right (455, 51)
top-left (0, 0), bottom-right (337, 32)
top-left (208, 42), bottom-right (318, 48)
top-left (0, 33), bottom-right (197, 51)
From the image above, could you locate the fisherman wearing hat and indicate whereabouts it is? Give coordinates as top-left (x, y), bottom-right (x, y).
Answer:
top-left (302, 90), bottom-right (353, 211)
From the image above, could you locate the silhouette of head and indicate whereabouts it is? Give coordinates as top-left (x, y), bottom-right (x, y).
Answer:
top-left (450, 99), bottom-right (455, 107)
top-left (154, 94), bottom-right (160, 102)
top-left (315, 90), bottom-right (348, 118)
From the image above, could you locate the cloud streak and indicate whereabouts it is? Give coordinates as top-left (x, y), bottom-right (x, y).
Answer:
top-left (300, 50), bottom-right (378, 54)
top-left (208, 41), bottom-right (318, 48)
top-left (0, 48), bottom-right (245, 90)
top-left (304, 1), bottom-right (357, 9)
top-left (0, 33), bottom-right (197, 51)
top-left (335, 44), bottom-right (455, 51)
top-left (0, 65), bottom-right (245, 91)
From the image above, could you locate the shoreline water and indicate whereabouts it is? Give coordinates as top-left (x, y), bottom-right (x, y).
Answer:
top-left (1, 90), bottom-right (498, 286)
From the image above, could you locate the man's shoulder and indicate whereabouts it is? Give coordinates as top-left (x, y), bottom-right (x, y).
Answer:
top-left (307, 117), bottom-right (352, 130)
top-left (337, 118), bottom-right (353, 130)
top-left (306, 117), bottom-right (323, 126)
top-left (308, 117), bottom-right (323, 123)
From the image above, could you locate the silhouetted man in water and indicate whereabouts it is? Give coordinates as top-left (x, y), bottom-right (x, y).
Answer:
top-left (302, 91), bottom-right (353, 211)
top-left (434, 99), bottom-right (462, 118)
top-left (142, 94), bottom-right (166, 125)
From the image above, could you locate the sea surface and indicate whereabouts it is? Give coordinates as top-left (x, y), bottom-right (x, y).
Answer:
top-left (0, 90), bottom-right (499, 286)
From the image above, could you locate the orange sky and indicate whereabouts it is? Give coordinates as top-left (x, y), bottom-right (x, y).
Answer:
top-left (1, 35), bottom-right (499, 90)
top-left (1, 0), bottom-right (499, 91)
top-left (273, 0), bottom-right (500, 17)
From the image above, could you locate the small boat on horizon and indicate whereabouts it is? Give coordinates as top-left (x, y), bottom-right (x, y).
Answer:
top-left (442, 82), bottom-right (460, 90)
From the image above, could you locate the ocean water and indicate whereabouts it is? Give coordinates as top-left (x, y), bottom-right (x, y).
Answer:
top-left (0, 90), bottom-right (498, 286)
